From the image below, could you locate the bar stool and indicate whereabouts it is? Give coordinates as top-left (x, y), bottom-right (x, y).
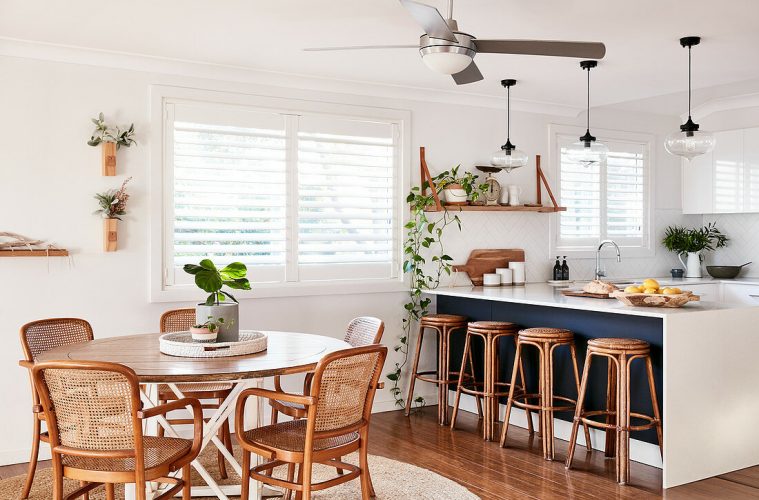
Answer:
top-left (450, 321), bottom-right (531, 441)
top-left (500, 327), bottom-right (591, 460)
top-left (566, 337), bottom-right (663, 485)
top-left (405, 314), bottom-right (479, 425)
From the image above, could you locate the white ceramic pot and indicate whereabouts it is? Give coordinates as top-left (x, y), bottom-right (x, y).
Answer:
top-left (507, 185), bottom-right (522, 206)
top-left (678, 251), bottom-right (702, 278)
top-left (195, 302), bottom-right (239, 342)
top-left (443, 184), bottom-right (468, 204)
top-left (189, 326), bottom-right (218, 343)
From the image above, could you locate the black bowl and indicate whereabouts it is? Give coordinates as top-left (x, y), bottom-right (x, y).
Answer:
top-left (706, 266), bottom-right (743, 279)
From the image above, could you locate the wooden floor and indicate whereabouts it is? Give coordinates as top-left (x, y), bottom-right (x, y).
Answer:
top-left (4, 407), bottom-right (759, 499)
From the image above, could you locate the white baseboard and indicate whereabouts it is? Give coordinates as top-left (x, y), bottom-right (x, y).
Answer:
top-left (0, 447), bottom-right (51, 467)
top-left (452, 392), bottom-right (663, 469)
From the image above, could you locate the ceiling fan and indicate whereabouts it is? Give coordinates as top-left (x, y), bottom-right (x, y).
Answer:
top-left (305, 0), bottom-right (606, 85)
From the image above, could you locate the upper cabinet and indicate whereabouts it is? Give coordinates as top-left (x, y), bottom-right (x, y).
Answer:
top-left (682, 127), bottom-right (759, 214)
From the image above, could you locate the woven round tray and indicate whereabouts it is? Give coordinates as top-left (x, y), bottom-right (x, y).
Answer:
top-left (159, 330), bottom-right (268, 358)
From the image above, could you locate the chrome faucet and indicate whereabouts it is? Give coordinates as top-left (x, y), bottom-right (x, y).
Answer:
top-left (595, 240), bottom-right (621, 280)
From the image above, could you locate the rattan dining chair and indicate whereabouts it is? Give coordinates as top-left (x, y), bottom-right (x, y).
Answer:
top-left (157, 308), bottom-right (235, 479)
top-left (235, 344), bottom-right (388, 500)
top-left (18, 318), bottom-right (94, 499)
top-left (32, 360), bottom-right (202, 500)
top-left (269, 317), bottom-right (385, 423)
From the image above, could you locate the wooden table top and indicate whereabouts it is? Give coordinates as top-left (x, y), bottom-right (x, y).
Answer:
top-left (35, 331), bottom-right (350, 383)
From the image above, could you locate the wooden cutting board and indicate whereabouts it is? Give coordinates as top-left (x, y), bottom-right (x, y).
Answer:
top-left (452, 249), bottom-right (525, 286)
top-left (561, 289), bottom-right (615, 300)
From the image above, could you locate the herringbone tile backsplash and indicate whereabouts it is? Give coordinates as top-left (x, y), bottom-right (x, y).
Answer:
top-left (703, 214), bottom-right (759, 277)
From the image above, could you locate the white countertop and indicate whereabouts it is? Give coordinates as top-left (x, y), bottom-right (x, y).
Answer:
top-left (425, 283), bottom-right (756, 318)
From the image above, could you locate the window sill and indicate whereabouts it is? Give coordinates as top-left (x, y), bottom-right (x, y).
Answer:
top-left (150, 279), bottom-right (409, 303)
top-left (550, 247), bottom-right (656, 260)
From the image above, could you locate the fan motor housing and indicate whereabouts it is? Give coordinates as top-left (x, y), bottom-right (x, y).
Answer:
top-left (419, 32), bottom-right (476, 59)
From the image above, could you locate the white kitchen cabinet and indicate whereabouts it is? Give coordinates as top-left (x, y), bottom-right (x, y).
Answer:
top-left (683, 283), bottom-right (722, 301)
top-left (681, 126), bottom-right (759, 214)
top-left (722, 283), bottom-right (759, 305)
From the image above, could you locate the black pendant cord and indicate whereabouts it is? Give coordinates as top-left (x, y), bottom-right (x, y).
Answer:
top-left (586, 66), bottom-right (591, 132)
top-left (506, 84), bottom-right (511, 142)
top-left (688, 44), bottom-right (692, 119)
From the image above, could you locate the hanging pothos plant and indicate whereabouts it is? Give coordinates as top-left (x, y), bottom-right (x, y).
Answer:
top-left (387, 167), bottom-right (486, 409)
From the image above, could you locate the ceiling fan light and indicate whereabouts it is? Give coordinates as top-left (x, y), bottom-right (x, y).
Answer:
top-left (490, 147), bottom-right (528, 172)
top-left (566, 140), bottom-right (609, 167)
top-left (421, 51), bottom-right (472, 75)
top-left (664, 129), bottom-right (716, 160)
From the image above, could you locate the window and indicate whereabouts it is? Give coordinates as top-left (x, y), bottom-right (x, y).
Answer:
top-left (153, 88), bottom-right (408, 299)
top-left (551, 126), bottom-right (653, 256)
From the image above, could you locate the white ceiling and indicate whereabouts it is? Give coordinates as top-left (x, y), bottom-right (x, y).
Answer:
top-left (2, 0), bottom-right (759, 113)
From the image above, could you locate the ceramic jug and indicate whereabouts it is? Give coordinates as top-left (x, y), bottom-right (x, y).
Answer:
top-left (678, 251), bottom-right (702, 278)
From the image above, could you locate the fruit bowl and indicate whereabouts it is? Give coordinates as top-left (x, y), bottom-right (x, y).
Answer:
top-left (611, 291), bottom-right (700, 308)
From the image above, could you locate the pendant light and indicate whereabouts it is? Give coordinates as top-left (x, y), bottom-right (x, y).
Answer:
top-left (664, 36), bottom-right (715, 160)
top-left (566, 60), bottom-right (608, 167)
top-left (490, 79), bottom-right (528, 172)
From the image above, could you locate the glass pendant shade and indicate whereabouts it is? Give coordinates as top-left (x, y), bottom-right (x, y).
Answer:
top-left (664, 129), bottom-right (716, 160)
top-left (421, 52), bottom-right (473, 75)
top-left (566, 139), bottom-right (609, 167)
top-left (491, 146), bottom-right (528, 172)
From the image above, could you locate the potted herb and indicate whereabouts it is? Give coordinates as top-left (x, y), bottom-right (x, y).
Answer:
top-left (93, 177), bottom-right (132, 252)
top-left (183, 259), bottom-right (251, 342)
top-left (87, 112), bottom-right (136, 176)
top-left (433, 166), bottom-right (486, 205)
top-left (190, 316), bottom-right (225, 343)
top-left (662, 223), bottom-right (728, 278)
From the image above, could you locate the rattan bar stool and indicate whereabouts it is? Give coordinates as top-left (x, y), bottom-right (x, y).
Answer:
top-left (500, 327), bottom-right (591, 460)
top-left (405, 314), bottom-right (480, 425)
top-left (450, 321), bottom-right (530, 441)
top-left (566, 337), bottom-right (663, 485)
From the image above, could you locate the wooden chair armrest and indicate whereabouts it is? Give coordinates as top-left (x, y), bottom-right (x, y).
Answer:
top-left (19, 360), bottom-right (34, 369)
top-left (139, 398), bottom-right (203, 468)
top-left (235, 388), bottom-right (315, 436)
top-left (137, 398), bottom-right (200, 419)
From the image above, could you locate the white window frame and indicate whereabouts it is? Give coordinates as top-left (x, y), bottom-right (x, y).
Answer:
top-left (149, 85), bottom-right (411, 302)
top-left (548, 124), bottom-right (655, 259)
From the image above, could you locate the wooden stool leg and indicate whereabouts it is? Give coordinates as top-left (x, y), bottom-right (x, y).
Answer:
top-left (499, 341), bottom-right (523, 447)
top-left (466, 340), bottom-right (483, 419)
top-left (449, 332), bottom-right (472, 430)
top-left (21, 417), bottom-right (41, 499)
top-left (543, 342), bottom-right (555, 460)
top-left (566, 352), bottom-right (593, 469)
top-left (404, 324), bottom-right (425, 416)
top-left (569, 343), bottom-right (592, 452)
top-left (483, 333), bottom-right (494, 441)
top-left (105, 483), bottom-right (115, 500)
top-left (616, 354), bottom-right (630, 485)
top-left (645, 356), bottom-right (664, 456)
top-left (438, 326), bottom-right (450, 426)
top-left (605, 358), bottom-right (618, 458)
top-left (515, 336), bottom-right (534, 435)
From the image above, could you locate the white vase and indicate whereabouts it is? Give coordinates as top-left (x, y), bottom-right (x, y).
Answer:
top-left (195, 302), bottom-right (239, 342)
top-left (678, 252), bottom-right (702, 278)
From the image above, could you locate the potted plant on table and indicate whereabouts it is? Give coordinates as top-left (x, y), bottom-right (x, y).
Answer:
top-left (434, 165), bottom-right (485, 205)
top-left (662, 223), bottom-right (728, 278)
top-left (183, 259), bottom-right (251, 342)
top-left (190, 316), bottom-right (225, 343)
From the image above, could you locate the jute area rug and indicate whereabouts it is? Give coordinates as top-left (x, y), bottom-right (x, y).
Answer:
top-left (1, 445), bottom-right (479, 499)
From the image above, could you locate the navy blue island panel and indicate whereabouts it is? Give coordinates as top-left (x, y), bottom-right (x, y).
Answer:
top-left (436, 295), bottom-right (663, 444)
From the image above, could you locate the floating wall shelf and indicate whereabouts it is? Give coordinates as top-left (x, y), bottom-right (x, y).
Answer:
top-left (0, 249), bottom-right (69, 257)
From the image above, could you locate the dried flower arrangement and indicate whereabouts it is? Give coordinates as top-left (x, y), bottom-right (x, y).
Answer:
top-left (94, 177), bottom-right (132, 220)
top-left (87, 113), bottom-right (136, 149)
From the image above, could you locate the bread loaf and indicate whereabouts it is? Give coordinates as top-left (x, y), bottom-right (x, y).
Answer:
top-left (582, 280), bottom-right (618, 294)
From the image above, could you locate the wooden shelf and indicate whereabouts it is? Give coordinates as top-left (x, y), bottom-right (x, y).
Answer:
top-left (425, 205), bottom-right (566, 213)
top-left (0, 249), bottom-right (69, 257)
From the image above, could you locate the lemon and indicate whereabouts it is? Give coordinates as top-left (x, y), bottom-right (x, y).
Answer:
top-left (636, 285), bottom-right (646, 293)
top-left (642, 278), bottom-right (660, 290)
top-left (624, 285), bottom-right (641, 294)
top-left (665, 287), bottom-right (682, 295)
top-left (644, 288), bottom-right (659, 294)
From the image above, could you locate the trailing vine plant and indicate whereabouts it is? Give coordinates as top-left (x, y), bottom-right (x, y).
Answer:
top-left (387, 167), bottom-right (486, 409)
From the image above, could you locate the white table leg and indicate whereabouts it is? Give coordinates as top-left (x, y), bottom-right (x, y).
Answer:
top-left (125, 379), bottom-right (264, 500)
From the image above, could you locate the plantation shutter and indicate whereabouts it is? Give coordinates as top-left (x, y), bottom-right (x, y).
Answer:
top-left (558, 136), bottom-right (647, 249)
top-left (168, 103), bottom-right (287, 284)
top-left (296, 115), bottom-right (397, 281)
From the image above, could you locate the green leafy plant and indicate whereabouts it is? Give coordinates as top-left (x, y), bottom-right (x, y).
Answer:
top-left (93, 177), bottom-right (132, 220)
top-left (387, 168), bottom-right (483, 410)
top-left (434, 165), bottom-right (488, 202)
top-left (663, 223), bottom-right (728, 255)
top-left (87, 112), bottom-right (136, 149)
top-left (183, 259), bottom-right (252, 306)
top-left (193, 316), bottom-right (226, 332)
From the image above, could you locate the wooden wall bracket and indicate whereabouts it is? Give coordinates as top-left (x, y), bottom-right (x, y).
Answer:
top-left (419, 147), bottom-right (443, 211)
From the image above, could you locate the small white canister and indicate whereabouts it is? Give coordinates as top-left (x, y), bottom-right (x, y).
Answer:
top-left (482, 273), bottom-right (501, 287)
top-left (508, 261), bottom-right (526, 286)
top-left (495, 267), bottom-right (513, 286)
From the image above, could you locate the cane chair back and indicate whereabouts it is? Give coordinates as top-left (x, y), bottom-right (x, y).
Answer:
top-left (343, 317), bottom-right (384, 347)
top-left (310, 345), bottom-right (387, 433)
top-left (20, 318), bottom-right (94, 362)
top-left (33, 363), bottom-right (140, 452)
top-left (160, 308), bottom-right (196, 333)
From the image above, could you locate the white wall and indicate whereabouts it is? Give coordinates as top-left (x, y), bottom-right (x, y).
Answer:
top-left (0, 53), bottom-right (691, 465)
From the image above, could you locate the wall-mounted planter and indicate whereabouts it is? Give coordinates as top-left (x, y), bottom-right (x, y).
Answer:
top-left (104, 218), bottom-right (118, 252)
top-left (102, 142), bottom-right (117, 176)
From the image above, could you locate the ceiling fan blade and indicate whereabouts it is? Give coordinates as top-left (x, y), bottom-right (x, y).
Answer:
top-left (473, 39), bottom-right (606, 59)
top-left (399, 0), bottom-right (458, 43)
top-left (452, 61), bottom-right (483, 85)
top-left (304, 45), bottom-right (418, 52)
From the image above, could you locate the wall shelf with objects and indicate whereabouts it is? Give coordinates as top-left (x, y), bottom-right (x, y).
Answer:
top-left (0, 249), bottom-right (69, 257)
top-left (418, 147), bottom-right (565, 213)
top-left (0, 232), bottom-right (69, 257)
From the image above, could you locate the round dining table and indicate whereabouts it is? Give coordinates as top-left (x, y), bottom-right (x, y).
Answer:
top-left (37, 330), bottom-right (351, 500)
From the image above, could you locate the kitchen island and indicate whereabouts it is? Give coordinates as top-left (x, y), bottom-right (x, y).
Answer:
top-left (426, 283), bottom-right (759, 488)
